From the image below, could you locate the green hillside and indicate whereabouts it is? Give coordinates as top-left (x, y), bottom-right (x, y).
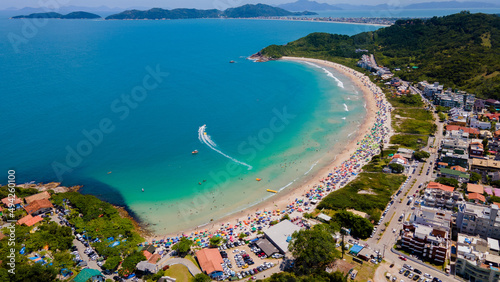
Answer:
top-left (260, 12), bottom-right (500, 99)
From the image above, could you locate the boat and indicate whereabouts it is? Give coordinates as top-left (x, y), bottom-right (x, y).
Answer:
top-left (267, 189), bottom-right (277, 193)
top-left (141, 188), bottom-right (144, 192)
top-left (229, 60), bottom-right (235, 63)
top-left (192, 150), bottom-right (198, 154)
top-left (256, 178), bottom-right (261, 181)
top-left (107, 171), bottom-right (112, 174)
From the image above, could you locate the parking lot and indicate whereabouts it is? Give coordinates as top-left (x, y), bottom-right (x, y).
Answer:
top-left (386, 262), bottom-right (443, 282)
top-left (216, 240), bottom-right (281, 280)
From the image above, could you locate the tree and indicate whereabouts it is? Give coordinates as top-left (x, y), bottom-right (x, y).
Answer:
top-left (119, 251), bottom-right (146, 276)
top-left (388, 163), bottom-right (405, 173)
top-left (483, 138), bottom-right (489, 156)
top-left (331, 211), bottom-right (374, 239)
top-left (103, 255), bottom-right (121, 270)
top-left (193, 273), bottom-right (211, 282)
top-left (288, 227), bottom-right (340, 275)
top-left (414, 150), bottom-right (430, 161)
top-left (172, 237), bottom-right (193, 256)
top-left (209, 236), bottom-right (222, 247)
top-left (470, 172), bottom-right (481, 183)
top-left (435, 177), bottom-right (459, 188)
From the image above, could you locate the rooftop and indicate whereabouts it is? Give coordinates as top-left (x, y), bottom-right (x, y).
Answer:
top-left (264, 220), bottom-right (301, 253)
top-left (467, 183), bottom-right (484, 194)
top-left (196, 248), bottom-right (223, 275)
top-left (427, 182), bottom-right (454, 193)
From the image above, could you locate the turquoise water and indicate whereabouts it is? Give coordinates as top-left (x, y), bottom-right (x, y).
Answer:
top-left (0, 18), bottom-right (378, 233)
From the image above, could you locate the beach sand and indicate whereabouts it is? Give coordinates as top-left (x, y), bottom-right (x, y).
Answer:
top-left (145, 57), bottom-right (392, 242)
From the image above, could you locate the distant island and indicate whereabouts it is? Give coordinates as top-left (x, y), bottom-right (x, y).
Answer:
top-left (278, 0), bottom-right (342, 11)
top-left (12, 11), bottom-right (101, 19)
top-left (105, 4), bottom-right (316, 20)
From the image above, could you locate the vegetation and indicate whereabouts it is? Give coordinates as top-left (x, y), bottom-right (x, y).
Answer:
top-left (390, 134), bottom-right (429, 150)
top-left (470, 172), bottom-right (482, 183)
top-left (267, 271), bottom-right (347, 282)
top-left (389, 163), bottom-right (405, 173)
top-left (209, 236), bottom-right (222, 247)
top-left (317, 172), bottom-right (406, 221)
top-left (172, 237), bottom-right (194, 256)
top-left (261, 12), bottom-right (500, 98)
top-left (414, 150), bottom-right (430, 161)
top-left (330, 211), bottom-right (374, 239)
top-left (12, 12), bottom-right (101, 19)
top-left (162, 264), bottom-right (193, 282)
top-left (105, 4), bottom-right (316, 20)
top-left (192, 273), bottom-right (211, 282)
top-left (435, 177), bottom-right (459, 188)
top-left (119, 251), bottom-right (146, 276)
top-left (288, 226), bottom-right (340, 275)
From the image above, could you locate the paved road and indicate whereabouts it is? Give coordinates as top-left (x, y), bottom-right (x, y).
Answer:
top-left (160, 258), bottom-right (202, 276)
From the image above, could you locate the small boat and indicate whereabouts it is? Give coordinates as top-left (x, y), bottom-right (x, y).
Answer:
top-left (192, 150), bottom-right (198, 154)
top-left (267, 189), bottom-right (277, 193)
top-left (141, 188), bottom-right (144, 192)
top-left (256, 178), bottom-right (261, 181)
top-left (107, 171), bottom-right (112, 174)
top-left (229, 60), bottom-right (235, 63)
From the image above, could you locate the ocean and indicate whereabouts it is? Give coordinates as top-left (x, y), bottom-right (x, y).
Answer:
top-left (3, 7), bottom-right (495, 234)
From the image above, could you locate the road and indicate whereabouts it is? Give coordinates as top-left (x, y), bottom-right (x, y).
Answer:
top-left (347, 88), bottom-right (456, 281)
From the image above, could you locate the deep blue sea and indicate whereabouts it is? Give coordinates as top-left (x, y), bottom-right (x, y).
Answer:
top-left (2, 8), bottom-right (497, 233)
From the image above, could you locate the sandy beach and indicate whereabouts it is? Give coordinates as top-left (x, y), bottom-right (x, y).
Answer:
top-left (144, 57), bottom-right (393, 244)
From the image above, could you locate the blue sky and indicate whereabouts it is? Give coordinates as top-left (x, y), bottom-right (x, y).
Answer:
top-left (1, 0), bottom-right (497, 10)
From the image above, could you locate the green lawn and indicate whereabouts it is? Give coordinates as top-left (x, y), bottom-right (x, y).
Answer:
top-left (394, 119), bottom-right (436, 135)
top-left (185, 254), bottom-right (200, 269)
top-left (317, 173), bottom-right (406, 221)
top-left (392, 108), bottom-right (434, 121)
top-left (390, 134), bottom-right (429, 150)
top-left (163, 264), bottom-right (193, 282)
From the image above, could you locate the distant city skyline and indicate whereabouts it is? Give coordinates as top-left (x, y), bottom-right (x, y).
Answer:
top-left (2, 0), bottom-right (499, 10)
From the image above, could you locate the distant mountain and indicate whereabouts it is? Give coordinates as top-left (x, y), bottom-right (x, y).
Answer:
top-left (106, 4), bottom-right (316, 20)
top-left (12, 11), bottom-right (101, 19)
top-left (223, 4), bottom-right (316, 17)
top-left (278, 0), bottom-right (342, 11)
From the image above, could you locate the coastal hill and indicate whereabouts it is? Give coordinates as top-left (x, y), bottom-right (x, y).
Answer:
top-left (277, 0), bottom-right (342, 11)
top-left (12, 11), bottom-right (101, 19)
top-left (258, 12), bottom-right (500, 99)
top-left (105, 4), bottom-right (316, 20)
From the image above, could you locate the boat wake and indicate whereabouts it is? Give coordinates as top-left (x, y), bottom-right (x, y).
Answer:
top-left (198, 125), bottom-right (253, 170)
top-left (304, 62), bottom-right (344, 88)
top-left (343, 103), bottom-right (349, 111)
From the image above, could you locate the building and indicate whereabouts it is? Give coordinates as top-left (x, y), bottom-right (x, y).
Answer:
top-left (455, 233), bottom-right (500, 282)
top-left (136, 261), bottom-right (159, 275)
top-left (1, 196), bottom-right (22, 209)
top-left (401, 224), bottom-right (448, 264)
top-left (470, 142), bottom-right (485, 158)
top-left (389, 154), bottom-right (410, 172)
top-left (73, 269), bottom-right (104, 282)
top-left (396, 148), bottom-right (414, 160)
top-left (468, 184), bottom-right (485, 194)
top-left (446, 125), bottom-right (479, 137)
top-left (470, 159), bottom-right (500, 174)
top-left (475, 99), bottom-right (486, 112)
top-left (17, 214), bottom-right (44, 227)
top-left (456, 203), bottom-right (500, 240)
top-left (24, 191), bottom-right (51, 205)
top-left (263, 220), bottom-right (301, 254)
top-left (438, 167), bottom-right (470, 183)
top-left (408, 206), bottom-right (453, 232)
top-left (196, 248), bottom-right (224, 279)
top-left (422, 182), bottom-right (463, 209)
top-left (470, 118), bottom-right (491, 130)
top-left (317, 213), bottom-right (331, 222)
top-left (468, 193), bottom-right (486, 204)
top-left (485, 99), bottom-right (500, 111)
top-left (23, 199), bottom-right (53, 216)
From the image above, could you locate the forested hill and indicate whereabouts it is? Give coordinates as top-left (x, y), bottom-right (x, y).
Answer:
top-left (12, 11), bottom-right (101, 19)
top-left (260, 12), bottom-right (500, 99)
top-left (105, 4), bottom-right (316, 20)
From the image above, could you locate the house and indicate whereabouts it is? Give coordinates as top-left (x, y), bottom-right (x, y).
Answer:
top-left (73, 269), bottom-right (104, 282)
top-left (136, 261), bottom-right (159, 275)
top-left (142, 245), bottom-right (156, 260)
top-left (24, 191), bottom-right (50, 205)
top-left (451, 165), bottom-right (467, 172)
top-left (264, 220), bottom-right (302, 254)
top-left (474, 99), bottom-right (485, 112)
top-left (17, 214), bottom-right (44, 227)
top-left (317, 213), bottom-right (331, 222)
top-left (389, 154), bottom-right (410, 172)
top-left (427, 182), bottom-right (454, 193)
top-left (446, 125), bottom-right (479, 136)
top-left (470, 118), bottom-right (491, 130)
top-left (439, 167), bottom-right (470, 183)
top-left (469, 142), bottom-right (485, 158)
top-left (147, 254), bottom-right (161, 264)
top-left (468, 193), bottom-right (486, 204)
top-left (485, 99), bottom-right (500, 111)
top-left (467, 183), bottom-right (484, 194)
top-left (24, 199), bottom-right (53, 216)
top-left (1, 196), bottom-right (22, 209)
top-left (396, 148), bottom-right (414, 160)
top-left (437, 162), bottom-right (448, 168)
top-left (196, 248), bottom-right (224, 279)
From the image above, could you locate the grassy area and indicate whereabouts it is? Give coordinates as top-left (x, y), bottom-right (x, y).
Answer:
top-left (361, 150), bottom-right (397, 172)
top-left (163, 264), bottom-right (193, 282)
top-left (394, 119), bottom-right (436, 135)
top-left (317, 173), bottom-right (406, 221)
top-left (185, 254), bottom-right (200, 270)
top-left (390, 134), bottom-right (429, 150)
top-left (392, 108), bottom-right (434, 121)
top-left (386, 95), bottom-right (424, 109)
top-left (343, 255), bottom-right (380, 281)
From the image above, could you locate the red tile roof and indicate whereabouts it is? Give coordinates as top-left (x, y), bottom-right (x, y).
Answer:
top-left (143, 250), bottom-right (153, 261)
top-left (17, 214), bottom-right (44, 226)
top-left (451, 166), bottom-right (466, 172)
top-left (445, 125), bottom-right (479, 135)
top-left (196, 248), bottom-right (223, 275)
top-left (24, 199), bottom-right (53, 215)
top-left (427, 182), bottom-right (454, 192)
top-left (468, 193), bottom-right (486, 203)
top-left (147, 254), bottom-right (161, 264)
top-left (467, 183), bottom-right (484, 194)
top-left (24, 191), bottom-right (51, 205)
top-left (1, 196), bottom-right (22, 206)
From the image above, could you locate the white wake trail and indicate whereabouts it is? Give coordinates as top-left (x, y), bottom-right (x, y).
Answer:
top-left (198, 125), bottom-right (253, 170)
top-left (343, 103), bottom-right (349, 111)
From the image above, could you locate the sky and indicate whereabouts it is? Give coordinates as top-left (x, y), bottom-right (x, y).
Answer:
top-left (1, 0), bottom-right (497, 10)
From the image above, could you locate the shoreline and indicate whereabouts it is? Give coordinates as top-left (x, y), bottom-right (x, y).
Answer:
top-left (144, 57), bottom-right (393, 242)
